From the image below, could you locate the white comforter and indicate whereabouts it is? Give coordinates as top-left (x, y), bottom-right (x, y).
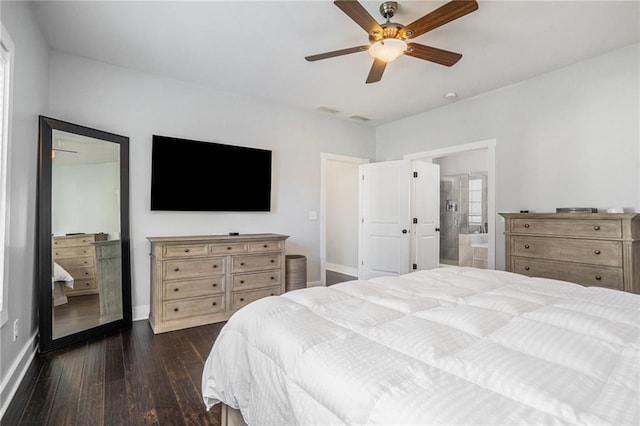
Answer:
top-left (202, 267), bottom-right (639, 425)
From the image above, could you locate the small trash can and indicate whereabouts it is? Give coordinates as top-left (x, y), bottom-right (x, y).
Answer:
top-left (285, 254), bottom-right (307, 292)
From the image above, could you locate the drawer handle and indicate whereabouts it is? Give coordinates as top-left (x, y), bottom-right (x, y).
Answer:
top-left (271, 276), bottom-right (274, 280)
top-left (524, 244), bottom-right (530, 249)
top-left (270, 259), bottom-right (275, 263)
top-left (86, 283), bottom-right (90, 286)
top-left (594, 226), bottom-right (600, 231)
top-left (595, 275), bottom-right (602, 280)
top-left (227, 247), bottom-right (232, 250)
top-left (240, 262), bottom-right (245, 266)
top-left (213, 265), bottom-right (218, 268)
top-left (263, 244), bottom-right (268, 248)
top-left (184, 248), bottom-right (190, 253)
top-left (524, 224), bottom-right (530, 228)
top-left (524, 266), bottom-right (530, 271)
top-left (174, 308), bottom-right (179, 312)
top-left (240, 280), bottom-right (245, 284)
top-left (240, 298), bottom-right (244, 302)
top-left (85, 272), bottom-right (89, 275)
top-left (212, 302), bottom-right (217, 306)
top-left (594, 250), bottom-right (601, 255)
top-left (212, 283), bottom-right (217, 287)
top-left (174, 268), bottom-right (180, 272)
top-left (174, 288), bottom-right (179, 292)
top-left (270, 293), bottom-right (275, 296)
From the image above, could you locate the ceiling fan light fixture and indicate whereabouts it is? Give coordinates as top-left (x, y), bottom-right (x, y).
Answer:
top-left (368, 38), bottom-right (406, 63)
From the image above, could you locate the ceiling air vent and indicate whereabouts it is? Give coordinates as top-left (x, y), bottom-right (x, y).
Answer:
top-left (349, 115), bottom-right (371, 122)
top-left (316, 106), bottom-right (340, 114)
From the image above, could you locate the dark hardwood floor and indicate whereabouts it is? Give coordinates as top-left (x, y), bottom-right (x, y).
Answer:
top-left (53, 294), bottom-right (102, 339)
top-left (3, 320), bottom-right (225, 426)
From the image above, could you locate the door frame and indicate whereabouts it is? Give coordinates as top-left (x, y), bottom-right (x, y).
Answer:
top-left (320, 153), bottom-right (369, 286)
top-left (403, 139), bottom-right (497, 269)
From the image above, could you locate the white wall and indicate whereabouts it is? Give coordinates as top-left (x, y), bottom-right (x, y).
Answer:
top-left (47, 51), bottom-right (375, 317)
top-left (376, 43), bottom-right (640, 270)
top-left (0, 0), bottom-right (49, 417)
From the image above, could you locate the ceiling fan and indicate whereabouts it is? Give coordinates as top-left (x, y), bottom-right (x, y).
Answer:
top-left (305, 0), bottom-right (478, 83)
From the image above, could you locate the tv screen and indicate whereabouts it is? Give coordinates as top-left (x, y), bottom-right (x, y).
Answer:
top-left (151, 135), bottom-right (272, 211)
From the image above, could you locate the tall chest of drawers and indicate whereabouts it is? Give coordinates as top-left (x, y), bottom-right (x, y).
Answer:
top-left (147, 233), bottom-right (289, 333)
top-left (500, 213), bottom-right (639, 294)
top-left (52, 234), bottom-right (99, 296)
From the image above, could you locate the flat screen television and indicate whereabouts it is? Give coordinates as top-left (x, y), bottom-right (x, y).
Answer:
top-left (151, 135), bottom-right (272, 211)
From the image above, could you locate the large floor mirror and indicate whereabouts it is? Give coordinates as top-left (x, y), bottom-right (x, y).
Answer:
top-left (38, 116), bottom-right (132, 353)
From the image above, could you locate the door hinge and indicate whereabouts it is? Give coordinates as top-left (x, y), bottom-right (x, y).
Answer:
top-left (413, 218), bottom-right (418, 224)
top-left (412, 263), bottom-right (417, 270)
top-left (362, 174), bottom-right (365, 180)
top-left (435, 227), bottom-right (440, 232)
top-left (413, 171), bottom-right (418, 178)
top-left (361, 217), bottom-right (364, 223)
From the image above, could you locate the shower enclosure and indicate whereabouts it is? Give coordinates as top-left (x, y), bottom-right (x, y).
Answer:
top-left (439, 173), bottom-right (488, 266)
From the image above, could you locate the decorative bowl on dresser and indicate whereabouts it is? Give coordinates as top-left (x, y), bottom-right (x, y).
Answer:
top-left (500, 213), bottom-right (639, 294)
top-left (147, 233), bottom-right (289, 333)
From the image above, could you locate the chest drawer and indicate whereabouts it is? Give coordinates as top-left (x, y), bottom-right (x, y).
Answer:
top-left (56, 256), bottom-right (95, 269)
top-left (210, 243), bottom-right (247, 254)
top-left (71, 279), bottom-right (97, 290)
top-left (65, 266), bottom-right (96, 280)
top-left (163, 244), bottom-right (208, 258)
top-left (511, 236), bottom-right (622, 267)
top-left (163, 295), bottom-right (225, 321)
top-left (510, 219), bottom-right (621, 238)
top-left (53, 246), bottom-right (94, 259)
top-left (512, 257), bottom-right (624, 290)
top-left (52, 234), bottom-right (96, 248)
top-left (233, 254), bottom-right (281, 272)
top-left (232, 271), bottom-right (281, 292)
top-left (248, 241), bottom-right (283, 252)
top-left (164, 258), bottom-right (225, 280)
top-left (231, 286), bottom-right (281, 310)
top-left (163, 277), bottom-right (225, 300)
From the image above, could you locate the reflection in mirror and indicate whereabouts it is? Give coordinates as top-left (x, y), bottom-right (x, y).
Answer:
top-left (51, 130), bottom-right (122, 339)
top-left (39, 115), bottom-right (131, 353)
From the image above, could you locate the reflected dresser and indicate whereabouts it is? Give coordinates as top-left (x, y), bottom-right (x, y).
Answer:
top-left (52, 233), bottom-right (99, 296)
top-left (147, 233), bottom-right (289, 333)
top-left (500, 213), bottom-right (639, 293)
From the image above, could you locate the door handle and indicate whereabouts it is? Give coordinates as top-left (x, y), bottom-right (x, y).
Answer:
top-left (402, 229), bottom-right (408, 234)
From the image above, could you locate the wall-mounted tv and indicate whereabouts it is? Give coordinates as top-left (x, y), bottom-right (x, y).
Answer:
top-left (151, 135), bottom-right (272, 212)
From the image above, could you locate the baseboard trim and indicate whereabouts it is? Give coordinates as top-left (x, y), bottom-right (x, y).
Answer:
top-left (133, 304), bottom-right (149, 322)
top-left (325, 263), bottom-right (358, 277)
top-left (306, 280), bottom-right (323, 288)
top-left (0, 331), bottom-right (38, 420)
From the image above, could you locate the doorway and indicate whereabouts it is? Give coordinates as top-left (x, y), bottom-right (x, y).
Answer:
top-left (320, 153), bottom-right (369, 286)
top-left (405, 140), bottom-right (496, 269)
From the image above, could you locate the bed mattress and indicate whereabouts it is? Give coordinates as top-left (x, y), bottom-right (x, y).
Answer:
top-left (202, 267), bottom-right (639, 425)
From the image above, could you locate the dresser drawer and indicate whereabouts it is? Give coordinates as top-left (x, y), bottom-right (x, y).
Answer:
top-left (511, 236), bottom-right (622, 267)
top-left (65, 266), bottom-right (96, 280)
top-left (232, 271), bottom-right (281, 292)
top-left (163, 295), bottom-right (225, 321)
top-left (231, 286), bottom-right (280, 310)
top-left (210, 242), bottom-right (247, 254)
top-left (233, 254), bottom-right (281, 272)
top-left (248, 240), bottom-right (283, 252)
top-left (56, 256), bottom-right (95, 269)
top-left (52, 234), bottom-right (96, 248)
top-left (510, 219), bottom-right (621, 238)
top-left (163, 244), bottom-right (208, 258)
top-left (164, 258), bottom-right (225, 280)
top-left (163, 277), bottom-right (225, 300)
top-left (53, 246), bottom-right (94, 259)
top-left (69, 278), bottom-right (97, 291)
top-left (512, 257), bottom-right (624, 290)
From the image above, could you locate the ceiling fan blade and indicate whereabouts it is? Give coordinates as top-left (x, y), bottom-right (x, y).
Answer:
top-left (405, 43), bottom-right (462, 66)
top-left (334, 1), bottom-right (383, 35)
top-left (305, 45), bottom-right (369, 62)
top-left (402, 0), bottom-right (478, 39)
top-left (366, 58), bottom-right (387, 84)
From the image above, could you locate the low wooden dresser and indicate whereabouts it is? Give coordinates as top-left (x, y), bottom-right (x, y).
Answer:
top-left (147, 233), bottom-right (289, 333)
top-left (500, 213), bottom-right (639, 293)
top-left (52, 233), bottom-right (99, 296)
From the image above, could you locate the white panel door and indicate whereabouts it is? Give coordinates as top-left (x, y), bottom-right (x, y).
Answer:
top-left (412, 162), bottom-right (440, 270)
top-left (359, 160), bottom-right (411, 279)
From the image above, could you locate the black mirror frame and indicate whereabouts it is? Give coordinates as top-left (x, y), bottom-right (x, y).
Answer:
top-left (37, 116), bottom-right (132, 353)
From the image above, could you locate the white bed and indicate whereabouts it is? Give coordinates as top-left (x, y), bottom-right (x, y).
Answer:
top-left (202, 266), bottom-right (639, 425)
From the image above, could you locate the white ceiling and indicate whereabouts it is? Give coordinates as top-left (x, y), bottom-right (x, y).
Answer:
top-left (31, 1), bottom-right (640, 126)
